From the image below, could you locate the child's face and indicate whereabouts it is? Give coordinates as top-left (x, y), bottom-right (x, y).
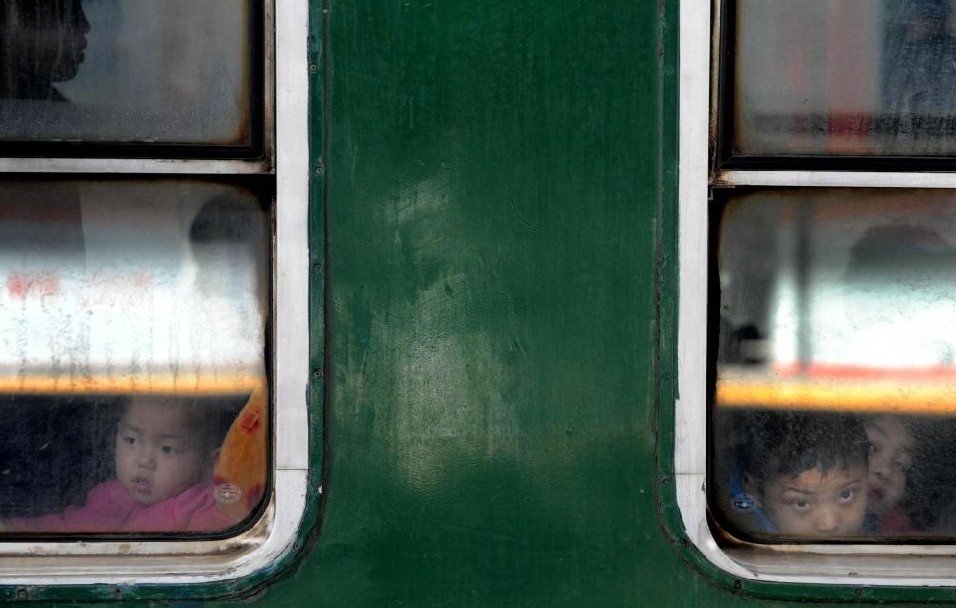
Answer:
top-left (865, 416), bottom-right (914, 516)
top-left (115, 400), bottom-right (211, 506)
top-left (761, 464), bottom-right (868, 537)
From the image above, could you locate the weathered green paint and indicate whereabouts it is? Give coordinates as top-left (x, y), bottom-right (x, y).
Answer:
top-left (304, 0), bottom-right (677, 604)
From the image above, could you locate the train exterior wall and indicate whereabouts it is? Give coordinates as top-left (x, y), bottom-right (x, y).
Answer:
top-left (277, 0), bottom-right (698, 604)
top-left (16, 0), bottom-right (956, 605)
top-left (50, 0), bottom-right (906, 604)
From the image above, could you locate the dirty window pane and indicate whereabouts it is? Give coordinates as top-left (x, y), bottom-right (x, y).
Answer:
top-left (734, 0), bottom-right (956, 156)
top-left (0, 0), bottom-right (255, 147)
top-left (711, 190), bottom-right (956, 541)
top-left (0, 180), bottom-right (268, 534)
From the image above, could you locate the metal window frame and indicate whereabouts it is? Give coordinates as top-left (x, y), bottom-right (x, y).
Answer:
top-left (0, 0), bottom-right (313, 588)
top-left (676, 0), bottom-right (956, 587)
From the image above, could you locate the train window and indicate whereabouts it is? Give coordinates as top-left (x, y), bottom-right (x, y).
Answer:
top-left (0, 179), bottom-right (267, 533)
top-left (677, 0), bottom-right (956, 587)
top-left (0, 0), bottom-right (313, 591)
top-left (728, 0), bottom-right (956, 159)
top-left (712, 189), bottom-right (956, 542)
top-left (0, 0), bottom-right (259, 154)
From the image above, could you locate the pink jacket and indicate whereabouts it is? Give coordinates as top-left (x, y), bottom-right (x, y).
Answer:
top-left (8, 479), bottom-right (235, 533)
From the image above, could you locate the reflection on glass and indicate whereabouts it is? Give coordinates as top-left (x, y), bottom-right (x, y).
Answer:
top-left (0, 180), bottom-right (268, 533)
top-left (0, 0), bottom-right (254, 147)
top-left (735, 0), bottom-right (956, 156)
top-left (711, 189), bottom-right (956, 540)
top-left (883, 0), bottom-right (956, 117)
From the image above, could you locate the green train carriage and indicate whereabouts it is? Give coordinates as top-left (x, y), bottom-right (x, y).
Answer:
top-left (3, 0), bottom-right (956, 605)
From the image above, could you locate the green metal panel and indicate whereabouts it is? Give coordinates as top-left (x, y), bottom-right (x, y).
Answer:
top-left (285, 0), bottom-right (701, 604)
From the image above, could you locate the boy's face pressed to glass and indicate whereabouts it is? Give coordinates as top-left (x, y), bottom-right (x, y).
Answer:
top-left (115, 401), bottom-right (209, 506)
top-left (762, 464), bottom-right (868, 537)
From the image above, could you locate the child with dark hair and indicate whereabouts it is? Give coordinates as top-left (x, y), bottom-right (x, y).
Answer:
top-left (734, 411), bottom-right (870, 538)
top-left (2, 396), bottom-right (240, 533)
top-left (865, 416), bottom-right (918, 534)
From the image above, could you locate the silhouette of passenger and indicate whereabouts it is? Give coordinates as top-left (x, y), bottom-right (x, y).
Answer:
top-left (0, 0), bottom-right (90, 100)
top-left (844, 223), bottom-right (956, 289)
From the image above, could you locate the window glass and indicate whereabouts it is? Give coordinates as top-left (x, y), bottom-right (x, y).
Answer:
top-left (0, 179), bottom-right (268, 534)
top-left (0, 0), bottom-right (255, 147)
top-left (734, 0), bottom-right (956, 156)
top-left (712, 189), bottom-right (956, 541)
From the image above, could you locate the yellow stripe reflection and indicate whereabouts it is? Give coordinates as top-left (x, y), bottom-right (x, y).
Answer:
top-left (717, 381), bottom-right (956, 415)
top-left (0, 375), bottom-right (263, 396)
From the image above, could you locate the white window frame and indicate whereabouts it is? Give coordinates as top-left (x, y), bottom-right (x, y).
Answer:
top-left (676, 0), bottom-right (956, 585)
top-left (0, 0), bottom-right (311, 585)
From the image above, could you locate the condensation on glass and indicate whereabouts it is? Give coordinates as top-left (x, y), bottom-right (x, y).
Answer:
top-left (711, 189), bottom-right (956, 541)
top-left (0, 0), bottom-right (254, 146)
top-left (734, 0), bottom-right (956, 156)
top-left (0, 180), bottom-right (268, 534)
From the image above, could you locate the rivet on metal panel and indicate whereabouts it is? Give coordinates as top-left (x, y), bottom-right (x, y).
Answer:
top-left (313, 262), bottom-right (323, 272)
top-left (313, 368), bottom-right (324, 380)
top-left (15, 589), bottom-right (27, 600)
top-left (315, 164), bottom-right (325, 175)
top-left (308, 64), bottom-right (318, 73)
